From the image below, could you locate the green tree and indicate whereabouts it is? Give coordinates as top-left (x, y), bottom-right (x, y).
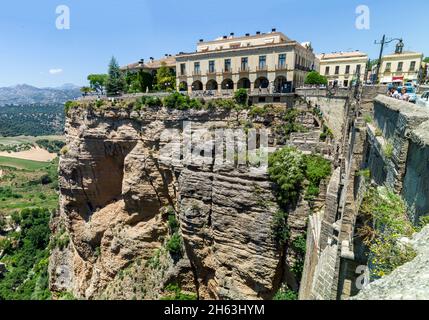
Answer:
top-left (105, 57), bottom-right (126, 96)
top-left (268, 146), bottom-right (306, 207)
top-left (80, 86), bottom-right (93, 96)
top-left (125, 70), bottom-right (153, 93)
top-left (304, 71), bottom-right (328, 86)
top-left (87, 74), bottom-right (108, 93)
top-left (155, 62), bottom-right (176, 91)
top-left (423, 57), bottom-right (429, 63)
top-left (234, 88), bottom-right (249, 106)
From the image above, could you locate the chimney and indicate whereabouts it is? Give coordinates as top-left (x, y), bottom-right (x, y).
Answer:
top-left (230, 32), bottom-right (234, 37)
top-left (272, 28), bottom-right (277, 32)
top-left (150, 57), bottom-right (154, 63)
top-left (199, 39), bottom-right (204, 42)
top-left (256, 31), bottom-right (261, 35)
top-left (245, 33), bottom-right (250, 37)
top-left (223, 35), bottom-right (227, 39)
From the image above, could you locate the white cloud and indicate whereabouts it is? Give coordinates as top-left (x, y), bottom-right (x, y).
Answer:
top-left (49, 68), bottom-right (63, 75)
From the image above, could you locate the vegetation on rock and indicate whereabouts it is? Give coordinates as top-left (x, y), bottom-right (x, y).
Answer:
top-left (358, 186), bottom-right (417, 279)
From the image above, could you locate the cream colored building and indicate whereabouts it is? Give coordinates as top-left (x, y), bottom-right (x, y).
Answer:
top-left (379, 51), bottom-right (423, 84)
top-left (316, 51), bottom-right (368, 87)
top-left (175, 30), bottom-right (316, 94)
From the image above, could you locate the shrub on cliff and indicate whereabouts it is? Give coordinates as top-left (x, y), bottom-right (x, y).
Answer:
top-left (272, 210), bottom-right (290, 245)
top-left (161, 283), bottom-right (197, 300)
top-left (304, 154), bottom-right (332, 200)
top-left (268, 146), bottom-right (306, 207)
top-left (234, 88), bottom-right (249, 106)
top-left (166, 232), bottom-right (182, 255)
top-left (163, 92), bottom-right (204, 110)
top-left (358, 187), bottom-right (417, 279)
top-left (273, 285), bottom-right (298, 300)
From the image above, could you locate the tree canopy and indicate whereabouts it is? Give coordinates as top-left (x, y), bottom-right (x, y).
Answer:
top-left (125, 70), bottom-right (153, 93)
top-left (155, 62), bottom-right (176, 91)
top-left (105, 57), bottom-right (126, 96)
top-left (304, 71), bottom-right (328, 86)
top-left (87, 74), bottom-right (108, 93)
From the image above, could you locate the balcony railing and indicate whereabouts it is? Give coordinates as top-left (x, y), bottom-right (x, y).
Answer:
top-left (275, 64), bottom-right (288, 71)
top-left (295, 65), bottom-right (311, 72)
top-left (222, 68), bottom-right (232, 74)
top-left (239, 66), bottom-right (250, 73)
top-left (192, 70), bottom-right (201, 76)
top-left (178, 71), bottom-right (187, 77)
top-left (207, 69), bottom-right (216, 75)
top-left (256, 65), bottom-right (268, 72)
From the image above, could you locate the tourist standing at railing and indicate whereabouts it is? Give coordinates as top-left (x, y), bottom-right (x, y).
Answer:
top-left (399, 87), bottom-right (410, 101)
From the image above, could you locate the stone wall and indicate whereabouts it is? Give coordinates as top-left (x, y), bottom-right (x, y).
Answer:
top-left (299, 168), bottom-right (341, 300)
top-left (366, 95), bottom-right (429, 222)
top-left (303, 96), bottom-right (348, 141)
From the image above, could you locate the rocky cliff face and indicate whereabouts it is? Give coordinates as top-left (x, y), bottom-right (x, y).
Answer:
top-left (49, 100), bottom-right (326, 300)
top-left (50, 104), bottom-right (272, 299)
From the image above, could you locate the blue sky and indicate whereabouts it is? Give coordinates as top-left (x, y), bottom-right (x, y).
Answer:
top-left (0, 0), bottom-right (427, 87)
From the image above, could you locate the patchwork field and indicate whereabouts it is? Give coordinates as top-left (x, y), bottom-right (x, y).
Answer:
top-left (0, 158), bottom-right (59, 216)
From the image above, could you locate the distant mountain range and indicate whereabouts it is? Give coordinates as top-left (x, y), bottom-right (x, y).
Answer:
top-left (0, 84), bottom-right (81, 106)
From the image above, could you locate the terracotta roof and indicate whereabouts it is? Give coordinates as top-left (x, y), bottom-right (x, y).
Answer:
top-left (317, 51), bottom-right (368, 60)
top-left (121, 56), bottom-right (176, 71)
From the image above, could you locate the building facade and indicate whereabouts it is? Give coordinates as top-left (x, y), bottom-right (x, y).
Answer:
top-left (379, 51), bottom-right (423, 84)
top-left (316, 51), bottom-right (368, 87)
top-left (175, 30), bottom-right (316, 94)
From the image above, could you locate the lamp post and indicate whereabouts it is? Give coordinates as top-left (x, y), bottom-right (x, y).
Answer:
top-left (374, 35), bottom-right (403, 84)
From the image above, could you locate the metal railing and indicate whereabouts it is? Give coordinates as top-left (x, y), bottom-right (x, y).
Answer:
top-left (275, 64), bottom-right (288, 71)
top-left (238, 66), bottom-right (250, 73)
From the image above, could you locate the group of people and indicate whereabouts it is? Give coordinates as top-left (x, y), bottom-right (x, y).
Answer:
top-left (387, 86), bottom-right (410, 101)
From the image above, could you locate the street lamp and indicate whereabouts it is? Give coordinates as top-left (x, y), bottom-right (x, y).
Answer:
top-left (374, 35), bottom-right (403, 84)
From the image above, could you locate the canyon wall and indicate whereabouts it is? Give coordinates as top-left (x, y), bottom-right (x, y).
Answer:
top-left (50, 100), bottom-right (329, 300)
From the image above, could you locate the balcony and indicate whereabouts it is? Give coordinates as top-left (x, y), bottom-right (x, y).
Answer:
top-left (275, 64), bottom-right (288, 71)
top-left (192, 70), bottom-right (201, 76)
top-left (178, 71), bottom-right (187, 77)
top-left (256, 65), bottom-right (268, 72)
top-left (238, 66), bottom-right (250, 73)
top-left (207, 69), bottom-right (217, 75)
top-left (222, 68), bottom-right (232, 75)
top-left (295, 64), bottom-right (311, 72)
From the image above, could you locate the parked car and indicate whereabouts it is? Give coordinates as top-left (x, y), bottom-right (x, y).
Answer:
top-left (417, 91), bottom-right (429, 108)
